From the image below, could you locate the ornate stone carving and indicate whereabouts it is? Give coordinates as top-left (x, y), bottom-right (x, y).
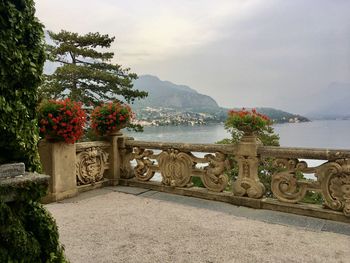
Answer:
top-left (318, 159), bottom-right (350, 217)
top-left (125, 141), bottom-right (350, 217)
top-left (271, 157), bottom-right (350, 217)
top-left (76, 147), bottom-right (109, 185)
top-left (271, 158), bottom-right (319, 203)
top-left (233, 156), bottom-right (265, 198)
top-left (273, 158), bottom-right (308, 171)
top-left (158, 149), bottom-right (193, 187)
top-left (133, 147), bottom-right (156, 181)
top-left (271, 171), bottom-right (310, 203)
top-left (129, 146), bottom-right (230, 192)
top-left (329, 175), bottom-right (350, 216)
top-left (120, 146), bottom-right (135, 179)
top-left (201, 152), bottom-right (230, 192)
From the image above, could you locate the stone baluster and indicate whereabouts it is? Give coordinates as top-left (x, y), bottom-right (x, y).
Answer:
top-left (232, 134), bottom-right (265, 198)
top-left (119, 136), bottom-right (135, 179)
top-left (104, 131), bottom-right (124, 185)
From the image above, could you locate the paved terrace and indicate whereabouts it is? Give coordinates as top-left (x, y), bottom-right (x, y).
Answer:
top-left (46, 186), bottom-right (350, 263)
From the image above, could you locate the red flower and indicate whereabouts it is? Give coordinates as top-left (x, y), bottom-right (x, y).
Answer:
top-left (91, 101), bottom-right (132, 136)
top-left (38, 98), bottom-right (86, 143)
top-left (225, 108), bottom-right (271, 133)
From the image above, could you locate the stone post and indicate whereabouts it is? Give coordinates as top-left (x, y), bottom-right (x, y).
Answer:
top-left (104, 132), bottom-right (124, 186)
top-left (38, 140), bottom-right (78, 202)
top-left (119, 136), bottom-right (135, 179)
top-left (232, 134), bottom-right (265, 198)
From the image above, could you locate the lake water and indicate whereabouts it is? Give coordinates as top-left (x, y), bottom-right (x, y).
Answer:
top-left (125, 120), bottom-right (350, 180)
top-left (125, 120), bottom-right (350, 149)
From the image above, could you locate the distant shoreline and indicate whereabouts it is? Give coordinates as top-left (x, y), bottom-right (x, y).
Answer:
top-left (133, 119), bottom-right (311, 128)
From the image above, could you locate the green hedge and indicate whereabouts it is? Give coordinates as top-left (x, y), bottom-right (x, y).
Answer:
top-left (0, 1), bottom-right (68, 261)
top-left (0, 180), bottom-right (68, 262)
top-left (0, 0), bottom-right (45, 171)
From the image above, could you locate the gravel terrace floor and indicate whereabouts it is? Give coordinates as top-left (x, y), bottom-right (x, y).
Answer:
top-left (46, 187), bottom-right (350, 263)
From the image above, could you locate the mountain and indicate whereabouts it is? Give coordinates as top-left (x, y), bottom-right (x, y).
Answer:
top-left (132, 75), bottom-right (309, 125)
top-left (133, 75), bottom-right (219, 110)
top-left (255, 107), bottom-right (309, 123)
top-left (306, 82), bottom-right (350, 119)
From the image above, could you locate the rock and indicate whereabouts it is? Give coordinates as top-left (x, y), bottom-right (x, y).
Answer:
top-left (0, 163), bottom-right (25, 178)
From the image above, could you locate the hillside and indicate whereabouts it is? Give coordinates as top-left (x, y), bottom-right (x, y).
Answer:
top-left (133, 75), bottom-right (219, 110)
top-left (256, 108), bottom-right (309, 123)
top-left (132, 75), bottom-right (309, 125)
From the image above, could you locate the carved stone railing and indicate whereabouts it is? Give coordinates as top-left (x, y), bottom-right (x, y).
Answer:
top-left (122, 140), bottom-right (236, 192)
top-left (117, 135), bottom-right (350, 222)
top-left (39, 133), bottom-right (350, 222)
top-left (259, 146), bottom-right (350, 218)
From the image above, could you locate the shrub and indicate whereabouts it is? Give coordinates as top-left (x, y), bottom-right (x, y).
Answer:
top-left (225, 108), bottom-right (271, 135)
top-left (91, 101), bottom-right (132, 136)
top-left (38, 99), bottom-right (86, 143)
top-left (0, 180), bottom-right (68, 262)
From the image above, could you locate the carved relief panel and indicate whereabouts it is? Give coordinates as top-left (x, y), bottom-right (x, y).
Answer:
top-left (76, 147), bottom-right (109, 185)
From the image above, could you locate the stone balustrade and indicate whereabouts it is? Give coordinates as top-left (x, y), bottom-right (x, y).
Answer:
top-left (38, 133), bottom-right (350, 223)
top-left (259, 146), bottom-right (350, 217)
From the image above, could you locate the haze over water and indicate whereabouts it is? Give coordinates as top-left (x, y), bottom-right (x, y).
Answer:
top-left (126, 120), bottom-right (350, 150)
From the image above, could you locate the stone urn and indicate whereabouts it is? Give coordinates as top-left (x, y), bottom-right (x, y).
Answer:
top-left (106, 129), bottom-right (123, 137)
top-left (238, 128), bottom-right (260, 143)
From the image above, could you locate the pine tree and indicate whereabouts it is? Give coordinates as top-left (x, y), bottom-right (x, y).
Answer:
top-left (40, 30), bottom-right (147, 105)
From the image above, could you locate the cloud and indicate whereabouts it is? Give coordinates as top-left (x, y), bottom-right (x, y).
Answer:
top-left (35, 0), bottom-right (259, 63)
top-left (35, 0), bottom-right (350, 114)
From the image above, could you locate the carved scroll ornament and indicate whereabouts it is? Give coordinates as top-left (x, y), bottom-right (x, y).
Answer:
top-left (76, 147), bottom-right (109, 185)
top-left (271, 159), bottom-right (318, 203)
top-left (271, 158), bottom-right (350, 217)
top-left (130, 147), bottom-right (230, 192)
top-left (320, 159), bottom-right (350, 217)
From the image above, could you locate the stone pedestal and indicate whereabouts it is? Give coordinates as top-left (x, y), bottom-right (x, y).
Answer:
top-left (39, 140), bottom-right (78, 202)
top-left (232, 134), bottom-right (265, 198)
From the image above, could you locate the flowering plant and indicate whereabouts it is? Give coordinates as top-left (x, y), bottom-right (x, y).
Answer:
top-left (91, 101), bottom-right (132, 135)
top-left (38, 99), bottom-right (86, 143)
top-left (225, 108), bottom-right (271, 134)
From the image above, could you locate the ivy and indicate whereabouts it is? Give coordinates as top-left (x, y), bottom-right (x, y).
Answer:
top-left (0, 1), bottom-right (68, 261)
top-left (0, 0), bottom-right (45, 171)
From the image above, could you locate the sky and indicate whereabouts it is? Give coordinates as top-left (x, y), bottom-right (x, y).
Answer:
top-left (35, 0), bottom-right (350, 114)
